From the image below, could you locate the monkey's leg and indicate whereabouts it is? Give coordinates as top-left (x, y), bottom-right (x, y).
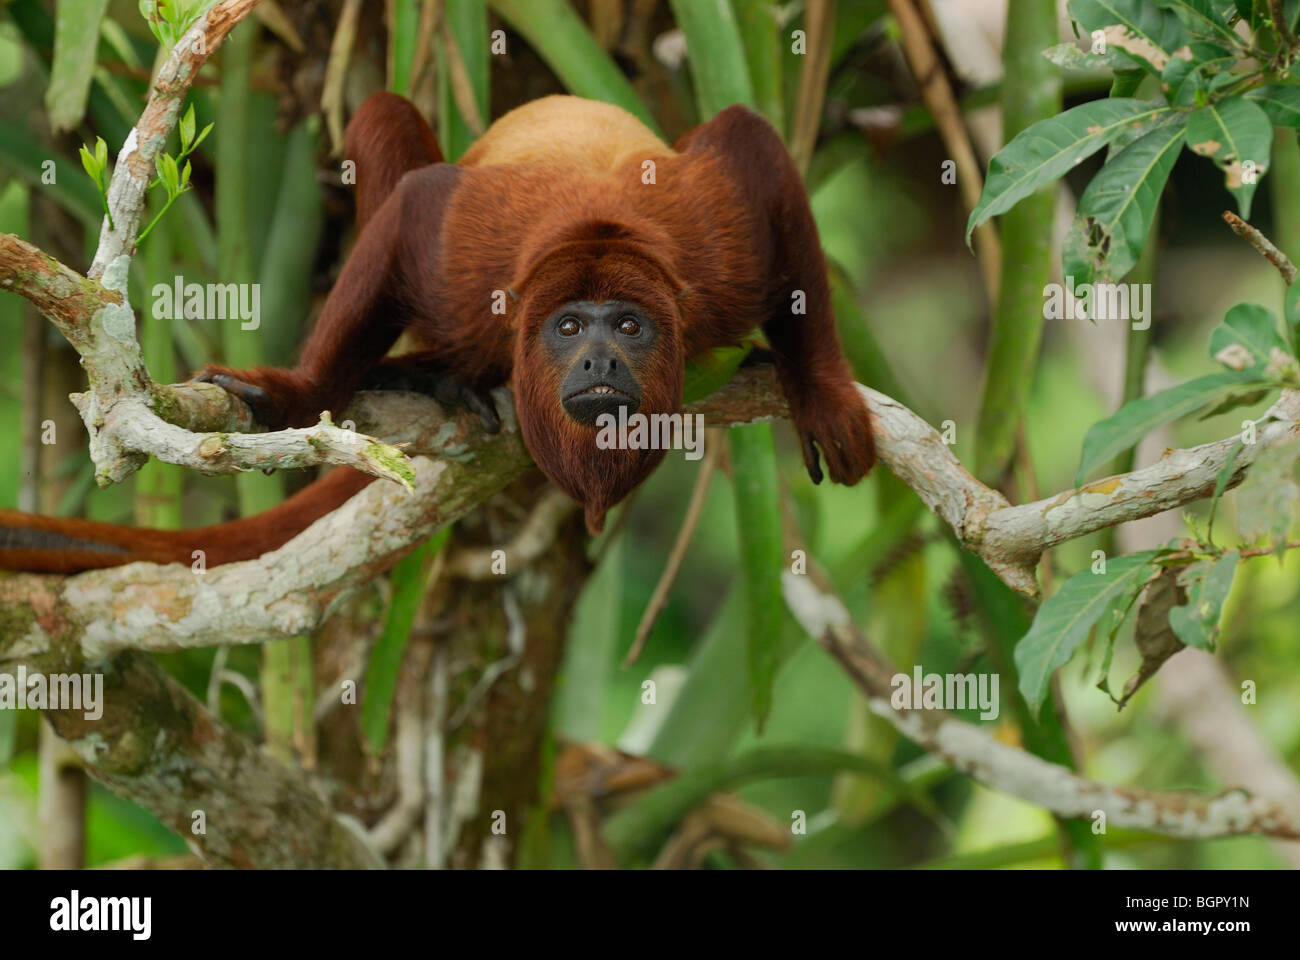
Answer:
top-left (676, 106), bottom-right (875, 486)
top-left (195, 165), bottom-right (465, 428)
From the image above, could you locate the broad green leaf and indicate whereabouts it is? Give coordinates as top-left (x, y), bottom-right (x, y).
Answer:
top-left (683, 345), bottom-right (749, 403)
top-left (1245, 84), bottom-right (1300, 128)
top-left (45, 0), bottom-right (110, 133)
top-left (1158, 0), bottom-right (1240, 46)
top-left (668, 0), bottom-right (755, 120)
top-left (1236, 443), bottom-right (1300, 555)
top-left (1041, 41), bottom-right (1133, 72)
top-left (1187, 96), bottom-right (1272, 218)
top-left (1075, 369), bottom-right (1267, 485)
top-left (1063, 118), bottom-right (1185, 285)
top-left (729, 424), bottom-right (784, 730)
top-left (967, 99), bottom-right (1170, 241)
top-left (1068, 0), bottom-right (1191, 75)
top-left (1015, 551), bottom-right (1161, 715)
top-left (1208, 303), bottom-right (1289, 369)
top-left (1169, 552), bottom-right (1238, 649)
top-left (489, 0), bottom-right (658, 133)
top-left (360, 528), bottom-right (450, 753)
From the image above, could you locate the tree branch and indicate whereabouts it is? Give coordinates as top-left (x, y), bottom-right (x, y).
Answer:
top-left (782, 570), bottom-right (1300, 841)
top-left (44, 650), bottom-right (382, 868)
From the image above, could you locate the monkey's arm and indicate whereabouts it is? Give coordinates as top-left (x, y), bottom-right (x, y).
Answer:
top-left (195, 165), bottom-right (465, 429)
top-left (676, 106), bottom-right (874, 485)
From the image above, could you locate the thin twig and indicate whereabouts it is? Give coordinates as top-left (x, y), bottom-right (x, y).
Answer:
top-left (625, 430), bottom-right (721, 666)
top-left (1223, 210), bottom-right (1298, 285)
top-left (885, 0), bottom-right (1000, 301)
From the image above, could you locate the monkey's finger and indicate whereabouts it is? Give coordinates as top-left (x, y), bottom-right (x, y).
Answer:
top-left (463, 387), bottom-right (502, 434)
top-left (801, 434), bottom-right (824, 485)
top-left (198, 373), bottom-right (269, 407)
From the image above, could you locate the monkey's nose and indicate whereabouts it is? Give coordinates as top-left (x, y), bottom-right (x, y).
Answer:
top-left (583, 354), bottom-right (619, 375)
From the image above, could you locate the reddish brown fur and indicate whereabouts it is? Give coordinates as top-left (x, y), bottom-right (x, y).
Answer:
top-left (0, 93), bottom-right (873, 573)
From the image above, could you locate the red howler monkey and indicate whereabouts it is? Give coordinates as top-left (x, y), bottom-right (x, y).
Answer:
top-left (0, 93), bottom-right (873, 574)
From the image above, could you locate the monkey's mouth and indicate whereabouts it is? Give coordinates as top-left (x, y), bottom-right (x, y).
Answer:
top-left (561, 383), bottom-right (641, 425)
top-left (564, 383), bottom-right (635, 402)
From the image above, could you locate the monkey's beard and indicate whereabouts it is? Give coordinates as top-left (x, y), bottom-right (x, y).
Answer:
top-left (515, 377), bottom-right (674, 533)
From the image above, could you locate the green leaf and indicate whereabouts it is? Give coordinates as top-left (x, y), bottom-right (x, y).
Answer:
top-left (1244, 84), bottom-right (1300, 128)
top-left (181, 158), bottom-right (191, 187)
top-left (1208, 302), bottom-right (1289, 369)
top-left (78, 144), bottom-right (101, 185)
top-left (190, 121), bottom-right (214, 154)
top-left (967, 99), bottom-right (1170, 242)
top-left (667, 0), bottom-right (755, 120)
top-left (156, 152), bottom-right (179, 193)
top-left (179, 102), bottom-right (196, 149)
top-left (360, 529), bottom-right (450, 753)
top-left (1206, 434), bottom-right (1245, 539)
top-left (94, 135), bottom-right (107, 175)
top-left (1187, 96), bottom-right (1272, 219)
top-left (603, 746), bottom-right (940, 864)
top-left (489, 0), bottom-right (659, 133)
top-left (1015, 551), bottom-right (1161, 715)
top-left (1159, 0), bottom-right (1240, 46)
top-left (1168, 552), bottom-right (1238, 649)
top-left (1063, 118), bottom-right (1185, 285)
top-left (45, 0), bottom-right (111, 133)
top-left (1285, 281), bottom-right (1300, 350)
top-left (1075, 369), bottom-right (1267, 485)
top-left (729, 424), bottom-right (785, 730)
top-left (682, 345), bottom-right (748, 403)
top-left (1068, 0), bottom-right (1192, 75)
top-left (1041, 41), bottom-right (1133, 72)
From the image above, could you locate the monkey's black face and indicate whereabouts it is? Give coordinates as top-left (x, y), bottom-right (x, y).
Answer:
top-left (543, 300), bottom-right (658, 425)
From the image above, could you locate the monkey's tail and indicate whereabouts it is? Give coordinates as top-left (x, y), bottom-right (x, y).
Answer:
top-left (0, 468), bottom-right (374, 574)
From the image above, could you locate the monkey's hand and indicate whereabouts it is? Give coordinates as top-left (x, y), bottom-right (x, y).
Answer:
top-left (788, 378), bottom-right (875, 486)
top-left (361, 355), bottom-right (502, 434)
top-left (191, 366), bottom-right (304, 430)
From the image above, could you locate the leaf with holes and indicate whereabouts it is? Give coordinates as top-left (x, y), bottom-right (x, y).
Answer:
top-left (1063, 118), bottom-right (1185, 286)
top-left (967, 99), bottom-right (1171, 242)
top-left (1187, 96), bottom-right (1272, 218)
top-left (1169, 552), bottom-right (1238, 650)
top-left (1068, 0), bottom-right (1192, 74)
top-left (1208, 303), bottom-right (1289, 371)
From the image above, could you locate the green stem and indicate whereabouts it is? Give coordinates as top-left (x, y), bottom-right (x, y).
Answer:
top-left (973, 0), bottom-right (1062, 486)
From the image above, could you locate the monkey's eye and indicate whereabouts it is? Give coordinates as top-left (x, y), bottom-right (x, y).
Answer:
top-left (617, 316), bottom-right (641, 337)
top-left (558, 316), bottom-right (581, 336)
